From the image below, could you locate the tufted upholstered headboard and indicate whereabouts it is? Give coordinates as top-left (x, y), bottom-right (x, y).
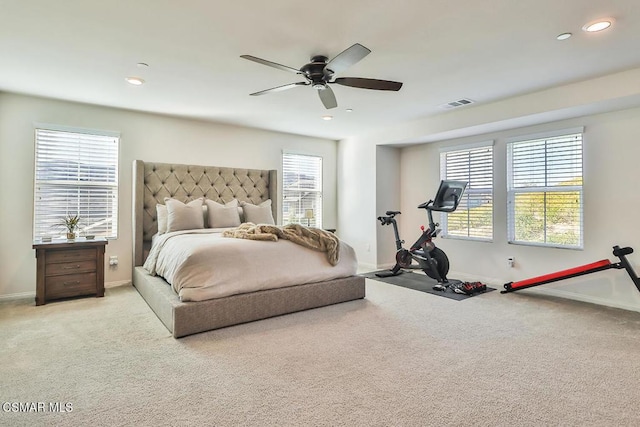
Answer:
top-left (132, 160), bottom-right (277, 266)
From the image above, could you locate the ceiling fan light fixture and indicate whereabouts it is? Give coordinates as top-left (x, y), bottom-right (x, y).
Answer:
top-left (582, 18), bottom-right (614, 32)
top-left (312, 82), bottom-right (327, 90)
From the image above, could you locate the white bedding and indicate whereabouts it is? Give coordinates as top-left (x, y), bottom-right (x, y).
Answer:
top-left (143, 228), bottom-right (358, 302)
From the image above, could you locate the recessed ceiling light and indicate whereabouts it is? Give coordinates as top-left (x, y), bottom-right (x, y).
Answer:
top-left (125, 77), bottom-right (145, 86)
top-left (321, 115), bottom-right (333, 121)
top-left (582, 18), bottom-right (614, 32)
top-left (556, 32), bottom-right (572, 41)
top-left (345, 108), bottom-right (353, 113)
top-left (125, 63), bottom-right (149, 85)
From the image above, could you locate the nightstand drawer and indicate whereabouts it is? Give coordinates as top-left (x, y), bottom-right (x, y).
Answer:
top-left (45, 259), bottom-right (96, 276)
top-left (47, 248), bottom-right (95, 264)
top-left (45, 273), bottom-right (97, 299)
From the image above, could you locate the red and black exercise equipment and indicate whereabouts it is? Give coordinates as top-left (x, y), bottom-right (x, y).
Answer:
top-left (502, 245), bottom-right (640, 294)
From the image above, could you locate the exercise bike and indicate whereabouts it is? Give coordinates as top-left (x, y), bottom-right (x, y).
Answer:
top-left (376, 180), bottom-right (467, 287)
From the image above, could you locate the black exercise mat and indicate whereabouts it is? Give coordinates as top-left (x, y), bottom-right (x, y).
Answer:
top-left (361, 270), bottom-right (496, 300)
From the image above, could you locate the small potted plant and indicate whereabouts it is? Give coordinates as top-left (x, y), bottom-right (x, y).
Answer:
top-left (57, 214), bottom-right (81, 240)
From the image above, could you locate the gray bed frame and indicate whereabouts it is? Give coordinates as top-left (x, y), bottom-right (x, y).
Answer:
top-left (131, 160), bottom-right (365, 338)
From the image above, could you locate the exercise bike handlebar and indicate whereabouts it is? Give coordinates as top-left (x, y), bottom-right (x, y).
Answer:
top-left (417, 200), bottom-right (433, 209)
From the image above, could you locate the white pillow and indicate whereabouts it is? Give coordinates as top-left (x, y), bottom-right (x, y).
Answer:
top-left (164, 197), bottom-right (205, 232)
top-left (241, 199), bottom-right (275, 225)
top-left (205, 199), bottom-right (241, 228)
top-left (156, 204), bottom-right (168, 234)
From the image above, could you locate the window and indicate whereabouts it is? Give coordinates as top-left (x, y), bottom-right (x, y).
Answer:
top-left (507, 129), bottom-right (583, 248)
top-left (440, 143), bottom-right (493, 240)
top-left (282, 153), bottom-right (322, 228)
top-left (34, 127), bottom-right (119, 239)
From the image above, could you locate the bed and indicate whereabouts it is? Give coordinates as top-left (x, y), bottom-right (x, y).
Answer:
top-left (131, 160), bottom-right (365, 338)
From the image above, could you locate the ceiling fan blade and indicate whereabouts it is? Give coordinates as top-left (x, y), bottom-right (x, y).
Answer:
top-left (240, 55), bottom-right (302, 74)
top-left (318, 86), bottom-right (337, 109)
top-left (332, 77), bottom-right (403, 91)
top-left (250, 82), bottom-right (308, 96)
top-left (325, 43), bottom-right (371, 74)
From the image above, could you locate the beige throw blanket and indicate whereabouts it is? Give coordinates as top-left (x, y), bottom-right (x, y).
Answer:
top-left (223, 223), bottom-right (340, 266)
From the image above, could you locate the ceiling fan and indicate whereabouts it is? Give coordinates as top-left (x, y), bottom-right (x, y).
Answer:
top-left (240, 43), bottom-right (403, 109)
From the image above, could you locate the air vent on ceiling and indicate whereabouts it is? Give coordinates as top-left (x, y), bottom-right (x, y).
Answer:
top-left (439, 98), bottom-right (475, 110)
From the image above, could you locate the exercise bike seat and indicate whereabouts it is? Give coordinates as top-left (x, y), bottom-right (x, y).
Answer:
top-left (385, 210), bottom-right (401, 216)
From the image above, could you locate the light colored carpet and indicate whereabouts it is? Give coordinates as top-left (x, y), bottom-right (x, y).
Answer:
top-left (1, 279), bottom-right (639, 427)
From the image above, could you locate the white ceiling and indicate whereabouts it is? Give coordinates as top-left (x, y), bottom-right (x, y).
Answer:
top-left (1, 0), bottom-right (639, 141)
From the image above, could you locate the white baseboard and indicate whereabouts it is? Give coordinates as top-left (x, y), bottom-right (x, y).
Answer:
top-left (105, 280), bottom-right (132, 288)
top-left (0, 291), bottom-right (35, 301)
top-left (0, 280), bottom-right (132, 301)
top-left (358, 262), bottom-right (378, 271)
top-left (526, 288), bottom-right (640, 313)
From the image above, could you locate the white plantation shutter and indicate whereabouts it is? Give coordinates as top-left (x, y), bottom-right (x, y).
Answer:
top-left (34, 128), bottom-right (119, 239)
top-left (507, 129), bottom-right (583, 248)
top-left (282, 153), bottom-right (322, 228)
top-left (440, 143), bottom-right (493, 240)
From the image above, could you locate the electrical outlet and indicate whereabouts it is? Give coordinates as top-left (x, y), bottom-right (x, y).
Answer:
top-left (109, 255), bottom-right (118, 266)
top-left (507, 257), bottom-right (515, 268)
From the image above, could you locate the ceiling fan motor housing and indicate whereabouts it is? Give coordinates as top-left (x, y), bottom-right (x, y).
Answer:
top-left (301, 55), bottom-right (334, 88)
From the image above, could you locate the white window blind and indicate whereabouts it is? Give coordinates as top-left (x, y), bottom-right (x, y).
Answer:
top-left (282, 153), bottom-right (322, 228)
top-left (440, 144), bottom-right (493, 240)
top-left (34, 128), bottom-right (119, 239)
top-left (507, 132), bottom-right (583, 248)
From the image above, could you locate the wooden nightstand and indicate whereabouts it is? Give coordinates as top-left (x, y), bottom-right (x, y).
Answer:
top-left (33, 239), bottom-right (108, 306)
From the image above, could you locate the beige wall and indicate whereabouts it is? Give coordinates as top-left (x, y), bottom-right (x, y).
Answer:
top-left (4, 66), bottom-right (640, 312)
top-left (0, 92), bottom-right (337, 297)
top-left (339, 67), bottom-right (640, 312)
